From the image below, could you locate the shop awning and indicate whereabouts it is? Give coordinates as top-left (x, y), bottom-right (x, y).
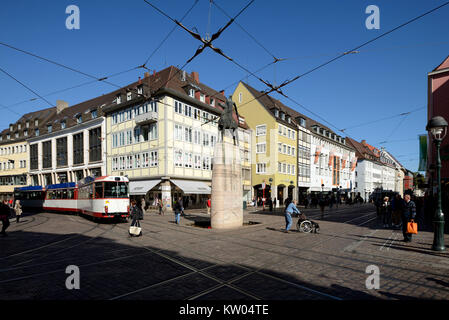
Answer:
top-left (129, 180), bottom-right (161, 195)
top-left (171, 179), bottom-right (211, 194)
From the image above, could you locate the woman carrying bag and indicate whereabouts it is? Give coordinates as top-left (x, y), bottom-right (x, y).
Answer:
top-left (129, 200), bottom-right (143, 237)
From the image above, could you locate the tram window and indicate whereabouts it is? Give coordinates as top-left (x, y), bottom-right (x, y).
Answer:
top-left (62, 190), bottom-right (68, 199)
top-left (94, 183), bottom-right (103, 199)
top-left (88, 185), bottom-right (94, 199)
top-left (104, 182), bottom-right (128, 198)
top-left (67, 189), bottom-right (74, 199)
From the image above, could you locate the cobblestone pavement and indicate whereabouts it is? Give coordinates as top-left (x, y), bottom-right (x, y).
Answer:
top-left (1, 204), bottom-right (448, 300)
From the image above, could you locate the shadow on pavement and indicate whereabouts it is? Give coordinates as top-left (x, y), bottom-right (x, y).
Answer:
top-left (0, 228), bottom-right (390, 300)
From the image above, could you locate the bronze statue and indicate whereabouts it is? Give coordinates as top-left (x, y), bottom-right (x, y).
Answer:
top-left (218, 97), bottom-right (240, 145)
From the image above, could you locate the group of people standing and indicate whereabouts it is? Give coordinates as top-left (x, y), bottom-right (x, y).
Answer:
top-left (377, 194), bottom-right (417, 242)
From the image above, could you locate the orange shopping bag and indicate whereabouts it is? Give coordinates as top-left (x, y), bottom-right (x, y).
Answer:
top-left (407, 219), bottom-right (418, 234)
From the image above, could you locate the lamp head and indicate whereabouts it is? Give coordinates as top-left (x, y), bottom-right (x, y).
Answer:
top-left (426, 116), bottom-right (448, 141)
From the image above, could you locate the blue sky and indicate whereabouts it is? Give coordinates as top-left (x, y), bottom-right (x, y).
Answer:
top-left (1, 0), bottom-right (449, 171)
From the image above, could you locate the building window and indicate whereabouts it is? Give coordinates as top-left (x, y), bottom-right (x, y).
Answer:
top-left (127, 92), bottom-right (132, 101)
top-left (189, 89), bottom-right (195, 97)
top-left (56, 137), bottom-right (68, 167)
top-left (47, 125), bottom-right (52, 133)
top-left (76, 115), bottom-right (82, 124)
top-left (256, 143), bottom-right (266, 154)
top-left (89, 127), bottom-right (102, 162)
top-left (35, 129), bottom-right (39, 136)
top-left (61, 121), bottom-right (66, 129)
top-left (238, 92), bottom-right (242, 103)
top-left (256, 124), bottom-right (266, 136)
top-left (73, 132), bottom-right (84, 165)
top-left (42, 141), bottom-right (52, 169)
top-left (91, 110), bottom-right (97, 119)
top-left (256, 163), bottom-right (267, 174)
top-left (116, 95), bottom-right (121, 104)
top-left (174, 149), bottom-right (183, 167)
top-left (202, 156), bottom-right (211, 170)
top-left (194, 154), bottom-right (201, 169)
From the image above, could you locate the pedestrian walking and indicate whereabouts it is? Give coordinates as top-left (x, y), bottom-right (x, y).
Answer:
top-left (141, 197), bottom-right (146, 214)
top-left (174, 197), bottom-right (183, 225)
top-left (391, 194), bottom-right (404, 229)
top-left (268, 197), bottom-right (273, 212)
top-left (284, 200), bottom-right (300, 233)
top-left (14, 199), bottom-right (22, 223)
top-left (380, 196), bottom-right (392, 228)
top-left (157, 198), bottom-right (163, 215)
top-left (0, 200), bottom-right (11, 237)
top-left (273, 197), bottom-right (277, 212)
top-left (129, 199), bottom-right (143, 236)
top-left (402, 194), bottom-right (416, 242)
top-left (207, 197), bottom-right (211, 214)
top-left (319, 197), bottom-right (326, 218)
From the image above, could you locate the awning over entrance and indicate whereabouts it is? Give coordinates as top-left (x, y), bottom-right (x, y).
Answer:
top-left (129, 180), bottom-right (161, 195)
top-left (171, 179), bottom-right (211, 194)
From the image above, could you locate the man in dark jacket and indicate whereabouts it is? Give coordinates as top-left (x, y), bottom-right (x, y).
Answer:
top-left (402, 194), bottom-right (416, 242)
top-left (1, 199), bottom-right (11, 236)
top-left (174, 198), bottom-right (183, 225)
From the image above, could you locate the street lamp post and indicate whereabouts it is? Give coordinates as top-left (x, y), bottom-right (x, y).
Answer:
top-left (426, 116), bottom-right (448, 252)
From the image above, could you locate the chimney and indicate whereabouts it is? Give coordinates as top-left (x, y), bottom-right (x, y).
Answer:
top-left (219, 90), bottom-right (225, 96)
top-left (361, 140), bottom-right (367, 146)
top-left (144, 72), bottom-right (150, 78)
top-left (56, 100), bottom-right (68, 114)
top-left (153, 70), bottom-right (156, 76)
top-left (191, 71), bottom-right (199, 84)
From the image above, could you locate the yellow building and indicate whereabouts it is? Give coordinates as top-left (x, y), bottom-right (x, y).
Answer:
top-left (0, 107), bottom-right (56, 200)
top-left (232, 82), bottom-right (298, 206)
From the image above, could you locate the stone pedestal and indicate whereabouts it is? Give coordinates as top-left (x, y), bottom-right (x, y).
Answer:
top-left (211, 135), bottom-right (243, 229)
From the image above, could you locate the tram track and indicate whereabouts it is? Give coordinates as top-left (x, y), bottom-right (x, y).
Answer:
top-left (2, 206), bottom-right (447, 300)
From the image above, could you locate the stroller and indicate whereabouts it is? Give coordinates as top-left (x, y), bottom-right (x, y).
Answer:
top-left (294, 212), bottom-right (320, 233)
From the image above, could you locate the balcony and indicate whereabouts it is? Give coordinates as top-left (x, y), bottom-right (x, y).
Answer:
top-left (135, 111), bottom-right (158, 125)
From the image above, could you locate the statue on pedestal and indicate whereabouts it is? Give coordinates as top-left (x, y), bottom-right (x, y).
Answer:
top-left (218, 98), bottom-right (239, 145)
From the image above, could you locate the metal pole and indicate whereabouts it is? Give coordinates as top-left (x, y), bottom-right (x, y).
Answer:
top-left (432, 139), bottom-right (445, 251)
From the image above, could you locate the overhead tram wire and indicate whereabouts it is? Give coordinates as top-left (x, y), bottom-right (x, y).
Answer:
top-left (212, 0), bottom-right (281, 62)
top-left (141, 0), bottom-right (200, 68)
top-left (0, 66), bottom-right (55, 108)
top-left (340, 106), bottom-right (426, 132)
top-left (232, 1), bottom-right (449, 114)
top-left (2, 67), bottom-right (140, 109)
top-left (142, 0), bottom-right (259, 100)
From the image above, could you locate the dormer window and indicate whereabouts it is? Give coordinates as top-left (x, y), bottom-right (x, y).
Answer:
top-left (299, 118), bottom-right (306, 127)
top-left (15, 132), bottom-right (19, 138)
top-left (287, 116), bottom-right (291, 124)
top-left (24, 130), bottom-right (28, 137)
top-left (47, 125), bottom-right (52, 133)
top-left (76, 114), bottom-right (82, 124)
top-left (210, 97), bottom-right (215, 106)
top-left (34, 119), bottom-right (39, 126)
top-left (116, 95), bottom-right (121, 104)
top-left (9, 125), bottom-right (13, 131)
top-left (127, 92), bottom-right (132, 101)
top-left (189, 89), bottom-right (195, 97)
top-left (200, 93), bottom-right (205, 102)
top-left (61, 120), bottom-right (66, 129)
top-left (18, 124), bottom-right (21, 130)
top-left (280, 112), bottom-right (285, 120)
top-left (26, 121), bottom-right (29, 128)
top-left (91, 110), bottom-right (97, 119)
top-left (275, 109), bottom-right (279, 117)
top-left (137, 86), bottom-right (143, 95)
top-left (6, 134), bottom-right (10, 140)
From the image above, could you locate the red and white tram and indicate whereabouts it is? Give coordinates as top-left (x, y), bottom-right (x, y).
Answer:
top-left (15, 175), bottom-right (130, 220)
top-left (76, 175), bottom-right (130, 218)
